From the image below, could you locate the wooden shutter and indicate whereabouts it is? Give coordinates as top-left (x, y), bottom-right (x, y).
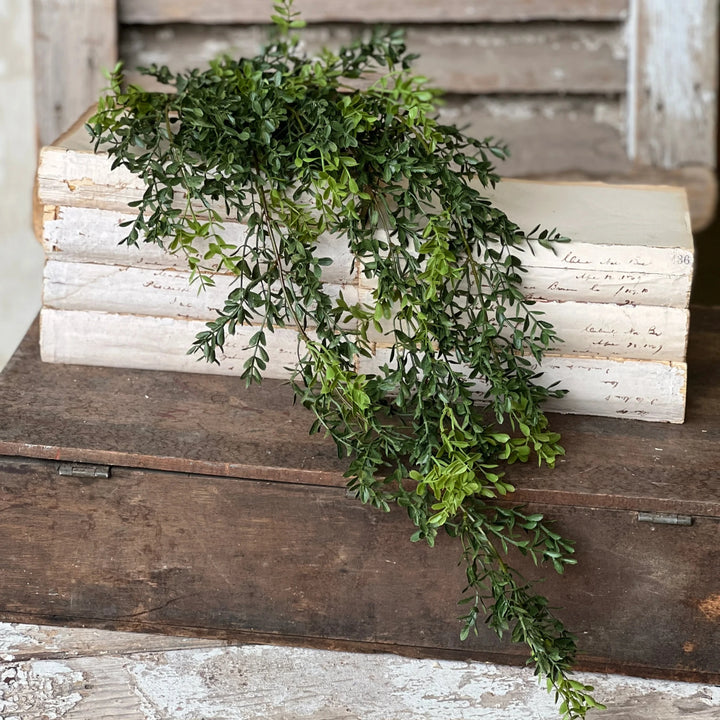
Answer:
top-left (33, 0), bottom-right (718, 230)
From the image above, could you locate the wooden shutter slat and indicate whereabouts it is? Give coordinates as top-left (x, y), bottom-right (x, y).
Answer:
top-left (119, 0), bottom-right (630, 25)
top-left (121, 23), bottom-right (626, 95)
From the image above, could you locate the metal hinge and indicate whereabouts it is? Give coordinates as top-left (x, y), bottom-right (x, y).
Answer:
top-left (57, 462), bottom-right (111, 479)
top-left (637, 511), bottom-right (693, 526)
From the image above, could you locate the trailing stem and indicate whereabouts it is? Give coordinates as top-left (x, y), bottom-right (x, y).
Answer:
top-left (87, 3), bottom-right (604, 716)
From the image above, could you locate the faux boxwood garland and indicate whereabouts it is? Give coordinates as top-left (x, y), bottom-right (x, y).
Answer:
top-left (88, 3), bottom-right (604, 716)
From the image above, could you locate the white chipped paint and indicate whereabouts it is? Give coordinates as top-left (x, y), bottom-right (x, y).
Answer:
top-left (122, 645), bottom-right (561, 720)
top-left (0, 660), bottom-right (84, 720)
top-left (593, 97), bottom-right (626, 134)
top-left (68, 643), bottom-right (720, 720)
top-left (0, 624), bottom-right (38, 660)
top-left (1, 633), bottom-right (720, 719)
top-left (632, 0), bottom-right (717, 166)
top-left (642, 1), bottom-right (708, 124)
top-left (31, 660), bottom-right (77, 677)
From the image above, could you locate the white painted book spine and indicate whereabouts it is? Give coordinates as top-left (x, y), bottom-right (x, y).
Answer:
top-left (42, 206), bottom-right (359, 286)
top-left (44, 204), bottom-right (691, 307)
top-left (358, 344), bottom-right (687, 424)
top-left (42, 260), bottom-right (689, 362)
top-left (42, 260), bottom-right (360, 331)
top-left (39, 309), bottom-right (687, 424)
top-left (37, 127), bottom-right (693, 310)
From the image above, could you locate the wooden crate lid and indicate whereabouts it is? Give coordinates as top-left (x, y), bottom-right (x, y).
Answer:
top-left (1, 311), bottom-right (718, 516)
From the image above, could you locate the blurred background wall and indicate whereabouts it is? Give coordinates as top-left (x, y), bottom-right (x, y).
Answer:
top-left (0, 0), bottom-right (43, 369)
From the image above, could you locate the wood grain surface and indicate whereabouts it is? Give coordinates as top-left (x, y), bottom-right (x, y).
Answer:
top-left (120, 23), bottom-right (627, 95)
top-left (118, 0), bottom-right (630, 24)
top-left (32, 0), bottom-right (117, 146)
top-left (0, 455), bottom-right (718, 680)
top-left (631, 0), bottom-right (718, 168)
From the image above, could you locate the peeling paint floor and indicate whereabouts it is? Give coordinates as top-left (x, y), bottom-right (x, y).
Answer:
top-left (1, 236), bottom-right (719, 719)
top-left (1, 624), bottom-right (720, 720)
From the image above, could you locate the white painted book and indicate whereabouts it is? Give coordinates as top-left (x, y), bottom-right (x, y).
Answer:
top-left (40, 199), bottom-right (692, 360)
top-left (42, 259), bottom-right (689, 363)
top-left (40, 308), bottom-right (688, 423)
top-left (38, 121), bottom-right (694, 308)
top-left (483, 180), bottom-right (694, 308)
top-left (36, 118), bottom-right (694, 423)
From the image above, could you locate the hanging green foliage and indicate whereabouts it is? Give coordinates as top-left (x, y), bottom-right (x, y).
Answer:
top-left (88, 2), bottom-right (604, 716)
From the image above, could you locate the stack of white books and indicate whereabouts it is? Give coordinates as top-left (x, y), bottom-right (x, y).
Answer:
top-left (36, 117), bottom-right (693, 423)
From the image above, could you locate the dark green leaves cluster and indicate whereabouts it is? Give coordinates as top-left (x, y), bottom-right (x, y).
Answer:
top-left (87, 3), bottom-right (602, 716)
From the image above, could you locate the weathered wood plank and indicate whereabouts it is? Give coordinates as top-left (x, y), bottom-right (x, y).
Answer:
top-left (0, 454), bottom-right (717, 678)
top-left (440, 96), bottom-right (630, 178)
top-left (38, 308), bottom-right (688, 422)
top-left (0, 320), bottom-right (350, 486)
top-left (119, 0), bottom-right (630, 24)
top-left (0, 457), bottom-right (499, 659)
top-left (120, 23), bottom-right (627, 94)
top-left (37, 97), bottom-right (636, 208)
top-left (630, 0), bottom-right (718, 167)
top-left (32, 0), bottom-right (118, 146)
top-left (51, 94), bottom-right (635, 181)
top-left (2, 643), bottom-right (719, 720)
top-left (0, 622), bottom-right (223, 663)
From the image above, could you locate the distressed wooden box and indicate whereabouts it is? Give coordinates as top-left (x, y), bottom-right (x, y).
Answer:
top-left (36, 116), bottom-right (694, 422)
top-left (0, 311), bottom-right (718, 682)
